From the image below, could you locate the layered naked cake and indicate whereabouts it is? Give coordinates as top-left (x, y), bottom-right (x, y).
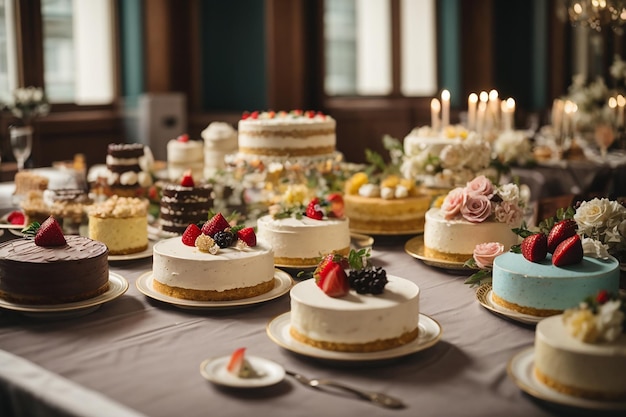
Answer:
top-left (289, 276), bottom-right (420, 352)
top-left (88, 196), bottom-right (149, 255)
top-left (237, 110), bottom-right (336, 157)
top-left (159, 182), bottom-right (213, 235)
top-left (94, 143), bottom-right (153, 197)
top-left (152, 236), bottom-right (275, 301)
top-left (533, 294), bottom-right (626, 400)
top-left (167, 134), bottom-right (204, 182)
top-left (492, 251), bottom-right (620, 316)
top-left (0, 219), bottom-right (109, 304)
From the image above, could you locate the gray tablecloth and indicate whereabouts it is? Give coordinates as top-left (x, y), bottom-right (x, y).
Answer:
top-left (0, 232), bottom-right (591, 417)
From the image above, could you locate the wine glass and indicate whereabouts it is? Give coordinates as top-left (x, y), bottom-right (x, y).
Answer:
top-left (9, 125), bottom-right (32, 171)
top-left (594, 124), bottom-right (615, 159)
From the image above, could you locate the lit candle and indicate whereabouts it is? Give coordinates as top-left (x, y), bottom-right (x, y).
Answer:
top-left (431, 98), bottom-right (441, 132)
top-left (617, 94), bottom-right (625, 128)
top-left (441, 89), bottom-right (450, 129)
top-left (488, 89), bottom-right (499, 130)
top-left (552, 99), bottom-right (564, 138)
top-left (468, 93), bottom-right (478, 131)
top-left (609, 96), bottom-right (617, 125)
top-left (506, 97), bottom-right (515, 131)
top-left (476, 91), bottom-right (488, 135)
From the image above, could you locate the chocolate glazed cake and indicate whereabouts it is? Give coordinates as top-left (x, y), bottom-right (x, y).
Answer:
top-left (160, 183), bottom-right (214, 234)
top-left (0, 235), bottom-right (109, 304)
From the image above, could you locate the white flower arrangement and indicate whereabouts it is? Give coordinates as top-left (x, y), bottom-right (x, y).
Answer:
top-left (562, 291), bottom-right (625, 343)
top-left (6, 86), bottom-right (50, 125)
top-left (573, 198), bottom-right (626, 262)
top-left (492, 130), bottom-right (534, 166)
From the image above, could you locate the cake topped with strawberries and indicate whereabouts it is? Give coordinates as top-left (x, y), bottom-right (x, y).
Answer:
top-left (0, 216), bottom-right (109, 304)
top-left (490, 218), bottom-right (620, 316)
top-left (152, 212), bottom-right (275, 301)
top-left (159, 170), bottom-right (213, 235)
top-left (256, 185), bottom-right (350, 267)
top-left (167, 133), bottom-right (204, 183)
top-left (289, 249), bottom-right (421, 352)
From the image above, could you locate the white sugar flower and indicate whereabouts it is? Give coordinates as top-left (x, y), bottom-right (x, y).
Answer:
top-left (581, 237), bottom-right (610, 259)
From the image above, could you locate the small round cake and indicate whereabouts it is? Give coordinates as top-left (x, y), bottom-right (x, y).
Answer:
top-left (167, 135), bottom-right (204, 182)
top-left (88, 196), bottom-right (149, 255)
top-left (256, 214), bottom-right (350, 266)
top-left (0, 235), bottom-right (109, 304)
top-left (534, 313), bottom-right (626, 400)
top-left (159, 182), bottom-right (213, 234)
top-left (237, 110), bottom-right (336, 157)
top-left (492, 252), bottom-right (620, 316)
top-left (152, 236), bottom-right (275, 301)
top-left (289, 276), bottom-right (420, 352)
top-left (344, 194), bottom-right (431, 234)
top-left (202, 122), bottom-right (238, 177)
top-left (423, 207), bottom-right (520, 262)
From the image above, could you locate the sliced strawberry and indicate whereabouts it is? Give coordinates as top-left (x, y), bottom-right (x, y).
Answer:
top-left (226, 347), bottom-right (246, 374)
top-left (316, 262), bottom-right (350, 297)
top-left (325, 193), bottom-right (344, 218)
top-left (181, 223), bottom-right (202, 246)
top-left (177, 133), bottom-right (189, 142)
top-left (305, 198), bottom-right (324, 220)
top-left (201, 212), bottom-right (230, 237)
top-left (237, 227), bottom-right (256, 247)
top-left (7, 210), bottom-right (25, 225)
top-left (547, 219), bottom-right (577, 253)
top-left (552, 234), bottom-right (583, 266)
top-left (521, 233), bottom-right (548, 262)
top-left (34, 216), bottom-right (66, 247)
top-left (180, 170), bottom-right (195, 187)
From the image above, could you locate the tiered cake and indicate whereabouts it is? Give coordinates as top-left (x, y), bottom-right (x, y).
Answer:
top-left (92, 143), bottom-right (154, 197)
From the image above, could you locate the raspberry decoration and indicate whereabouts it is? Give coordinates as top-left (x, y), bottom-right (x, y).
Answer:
top-left (177, 133), bottom-right (189, 142)
top-left (181, 223), bottom-right (202, 247)
top-left (305, 198), bottom-right (324, 220)
top-left (6, 210), bottom-right (25, 225)
top-left (180, 170), bottom-right (194, 187)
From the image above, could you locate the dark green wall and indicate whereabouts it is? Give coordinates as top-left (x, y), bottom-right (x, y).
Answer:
top-left (118, 0), bottom-right (144, 108)
top-left (199, 0), bottom-right (267, 111)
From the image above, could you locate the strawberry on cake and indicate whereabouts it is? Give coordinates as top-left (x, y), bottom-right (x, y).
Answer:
top-left (159, 171), bottom-right (213, 235)
top-left (491, 219), bottom-right (620, 316)
top-left (256, 187), bottom-right (350, 267)
top-left (0, 217), bottom-right (109, 304)
top-left (289, 250), bottom-right (421, 352)
top-left (152, 212), bottom-right (275, 301)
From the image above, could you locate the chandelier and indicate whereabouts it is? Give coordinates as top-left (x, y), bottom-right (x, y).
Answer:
top-left (559, 0), bottom-right (626, 33)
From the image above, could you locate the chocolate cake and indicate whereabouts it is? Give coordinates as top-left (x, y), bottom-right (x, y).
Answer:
top-left (159, 183), bottom-right (213, 234)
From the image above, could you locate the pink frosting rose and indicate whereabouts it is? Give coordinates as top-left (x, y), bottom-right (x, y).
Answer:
top-left (473, 242), bottom-right (505, 269)
top-left (441, 187), bottom-right (467, 219)
top-left (494, 201), bottom-right (523, 226)
top-left (466, 175), bottom-right (494, 198)
top-left (461, 194), bottom-right (492, 223)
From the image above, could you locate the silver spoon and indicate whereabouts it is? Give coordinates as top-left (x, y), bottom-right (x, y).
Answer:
top-left (286, 370), bottom-right (405, 409)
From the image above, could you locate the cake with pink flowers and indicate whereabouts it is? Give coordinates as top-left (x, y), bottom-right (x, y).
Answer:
top-left (423, 176), bottom-right (523, 262)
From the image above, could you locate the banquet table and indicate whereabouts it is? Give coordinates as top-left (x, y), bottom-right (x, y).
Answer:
top-left (0, 190), bottom-right (623, 417)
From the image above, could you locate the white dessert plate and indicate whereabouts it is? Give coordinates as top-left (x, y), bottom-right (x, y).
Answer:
top-left (147, 223), bottom-right (177, 241)
top-left (135, 269), bottom-right (293, 309)
top-left (200, 355), bottom-right (285, 388)
top-left (475, 283), bottom-right (543, 325)
top-left (108, 241), bottom-right (155, 262)
top-left (404, 235), bottom-right (476, 271)
top-left (266, 312), bottom-right (442, 362)
top-left (508, 347), bottom-right (626, 411)
top-left (0, 272), bottom-right (129, 318)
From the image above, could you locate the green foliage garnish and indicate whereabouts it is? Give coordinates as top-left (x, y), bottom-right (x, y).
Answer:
top-left (463, 269), bottom-right (492, 287)
top-left (21, 221), bottom-right (41, 238)
top-left (347, 248), bottom-right (371, 270)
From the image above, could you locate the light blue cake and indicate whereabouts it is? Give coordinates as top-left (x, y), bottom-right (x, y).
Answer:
top-left (492, 251), bottom-right (620, 316)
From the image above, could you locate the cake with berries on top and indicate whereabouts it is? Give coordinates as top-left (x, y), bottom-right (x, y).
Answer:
top-left (0, 216), bottom-right (109, 304)
top-left (533, 291), bottom-right (626, 400)
top-left (491, 219), bottom-right (620, 316)
top-left (237, 110), bottom-right (336, 157)
top-left (167, 133), bottom-right (205, 182)
top-left (88, 195), bottom-right (149, 255)
top-left (152, 212), bottom-right (275, 301)
top-left (256, 191), bottom-right (350, 267)
top-left (159, 171), bottom-right (213, 235)
top-left (289, 250), bottom-right (421, 352)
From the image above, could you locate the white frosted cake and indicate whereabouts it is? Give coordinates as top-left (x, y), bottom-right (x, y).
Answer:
top-left (424, 207), bottom-right (520, 262)
top-left (201, 122), bottom-right (238, 177)
top-left (256, 214), bottom-right (350, 266)
top-left (152, 236), bottom-right (275, 301)
top-left (167, 134), bottom-right (204, 182)
top-left (237, 110), bottom-right (336, 157)
top-left (534, 296), bottom-right (626, 400)
top-left (492, 251), bottom-right (620, 316)
top-left (289, 276), bottom-right (420, 352)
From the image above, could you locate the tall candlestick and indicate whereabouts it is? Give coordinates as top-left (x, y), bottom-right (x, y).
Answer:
top-left (431, 98), bottom-right (441, 132)
top-left (552, 98), bottom-right (564, 138)
top-left (476, 91), bottom-right (488, 135)
top-left (441, 89), bottom-right (450, 129)
top-left (609, 96), bottom-right (618, 126)
top-left (488, 89), bottom-right (499, 131)
top-left (505, 98), bottom-right (515, 131)
top-left (468, 93), bottom-right (478, 131)
top-left (618, 94), bottom-right (625, 128)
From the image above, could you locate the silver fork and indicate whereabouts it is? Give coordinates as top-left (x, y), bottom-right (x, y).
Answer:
top-left (286, 370), bottom-right (405, 409)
